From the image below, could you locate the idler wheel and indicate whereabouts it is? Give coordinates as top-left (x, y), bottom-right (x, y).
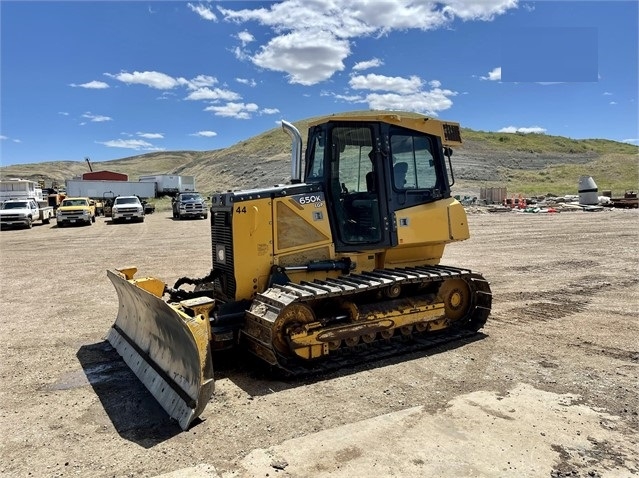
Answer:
top-left (438, 278), bottom-right (471, 322)
top-left (272, 303), bottom-right (316, 355)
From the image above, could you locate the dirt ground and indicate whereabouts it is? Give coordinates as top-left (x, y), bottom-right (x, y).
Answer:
top-left (0, 208), bottom-right (637, 478)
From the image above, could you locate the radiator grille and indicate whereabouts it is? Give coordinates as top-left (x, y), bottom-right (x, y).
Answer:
top-left (211, 209), bottom-right (236, 299)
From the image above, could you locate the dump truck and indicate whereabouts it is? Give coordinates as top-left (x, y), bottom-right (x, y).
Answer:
top-left (106, 112), bottom-right (492, 429)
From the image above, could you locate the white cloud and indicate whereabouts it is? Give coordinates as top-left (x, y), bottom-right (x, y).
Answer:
top-left (187, 75), bottom-right (218, 89)
top-left (158, 91), bottom-right (177, 101)
top-left (603, 91), bottom-right (613, 96)
top-left (622, 138), bottom-right (639, 144)
top-left (137, 132), bottom-right (164, 139)
top-left (442, 0), bottom-right (517, 21)
top-left (1, 134), bottom-right (22, 143)
top-left (365, 89), bottom-right (457, 116)
top-left (236, 78), bottom-right (257, 87)
top-left (190, 131), bottom-right (218, 137)
top-left (106, 71), bottom-right (244, 104)
top-left (609, 101), bottom-right (617, 105)
top-left (480, 67), bottom-right (501, 81)
top-left (231, 45), bottom-right (252, 61)
top-left (82, 112), bottom-right (112, 122)
top-left (107, 71), bottom-right (188, 90)
top-left (498, 126), bottom-right (547, 134)
top-left (252, 30), bottom-right (350, 85)
top-left (96, 139), bottom-right (164, 151)
top-left (333, 93), bottom-right (365, 102)
top-left (70, 80), bottom-right (109, 89)
top-left (188, 3), bottom-right (217, 21)
top-left (342, 73), bottom-right (455, 115)
top-left (261, 108), bottom-right (280, 115)
top-left (350, 73), bottom-right (423, 94)
top-left (237, 30), bottom-right (255, 46)
top-left (353, 58), bottom-right (384, 71)
top-left (204, 102), bottom-right (259, 119)
top-left (218, 0), bottom-right (516, 85)
top-left (58, 111), bottom-right (69, 116)
top-left (185, 87), bottom-right (242, 101)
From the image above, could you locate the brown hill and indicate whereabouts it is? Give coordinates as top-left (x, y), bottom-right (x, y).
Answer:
top-left (1, 112), bottom-right (637, 197)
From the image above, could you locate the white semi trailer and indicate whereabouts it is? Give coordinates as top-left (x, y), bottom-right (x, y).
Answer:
top-left (65, 180), bottom-right (157, 199)
top-left (138, 175), bottom-right (195, 196)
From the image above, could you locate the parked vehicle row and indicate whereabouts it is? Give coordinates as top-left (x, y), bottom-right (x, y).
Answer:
top-left (0, 178), bottom-right (204, 231)
top-left (1, 192), bottom-right (213, 231)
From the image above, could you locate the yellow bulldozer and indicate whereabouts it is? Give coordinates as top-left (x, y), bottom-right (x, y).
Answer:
top-left (106, 112), bottom-right (492, 429)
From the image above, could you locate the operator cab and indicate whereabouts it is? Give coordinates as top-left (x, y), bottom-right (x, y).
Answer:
top-left (304, 118), bottom-right (454, 252)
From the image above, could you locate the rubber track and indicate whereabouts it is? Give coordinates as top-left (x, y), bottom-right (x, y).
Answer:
top-left (243, 265), bottom-right (492, 377)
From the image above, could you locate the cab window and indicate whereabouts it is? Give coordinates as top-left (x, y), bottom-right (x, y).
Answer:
top-left (305, 133), bottom-right (325, 181)
top-left (390, 134), bottom-right (437, 191)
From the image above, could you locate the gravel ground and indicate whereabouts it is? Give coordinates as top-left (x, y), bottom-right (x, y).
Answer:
top-left (0, 208), bottom-right (637, 478)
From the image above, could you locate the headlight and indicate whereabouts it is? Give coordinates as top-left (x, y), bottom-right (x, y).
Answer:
top-left (217, 245), bottom-right (225, 262)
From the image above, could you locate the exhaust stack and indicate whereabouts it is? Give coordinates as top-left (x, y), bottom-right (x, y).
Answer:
top-left (281, 120), bottom-right (303, 184)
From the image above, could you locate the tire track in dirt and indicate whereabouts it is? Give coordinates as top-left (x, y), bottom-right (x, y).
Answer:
top-left (490, 277), bottom-right (638, 324)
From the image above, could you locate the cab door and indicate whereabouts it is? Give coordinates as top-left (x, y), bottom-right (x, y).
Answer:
top-left (306, 122), bottom-right (392, 252)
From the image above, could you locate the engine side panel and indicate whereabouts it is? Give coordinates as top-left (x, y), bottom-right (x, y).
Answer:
top-left (230, 197), bottom-right (274, 300)
top-left (273, 192), bottom-right (333, 254)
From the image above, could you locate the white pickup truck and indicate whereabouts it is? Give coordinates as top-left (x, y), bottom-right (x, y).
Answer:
top-left (0, 199), bottom-right (54, 229)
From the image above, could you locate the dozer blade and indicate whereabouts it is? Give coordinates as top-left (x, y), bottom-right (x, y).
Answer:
top-left (106, 268), bottom-right (215, 430)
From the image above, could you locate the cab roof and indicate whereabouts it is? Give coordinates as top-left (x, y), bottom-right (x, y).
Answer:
top-left (307, 111), bottom-right (462, 147)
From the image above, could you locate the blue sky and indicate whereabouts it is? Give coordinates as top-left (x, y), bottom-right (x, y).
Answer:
top-left (1, 1), bottom-right (637, 166)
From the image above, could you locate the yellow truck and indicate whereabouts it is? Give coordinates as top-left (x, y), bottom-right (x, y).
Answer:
top-left (56, 197), bottom-right (96, 227)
